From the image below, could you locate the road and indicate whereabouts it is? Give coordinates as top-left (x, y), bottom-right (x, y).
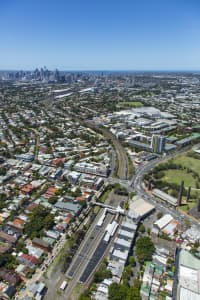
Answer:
top-left (107, 147), bottom-right (200, 228)
top-left (30, 128), bottom-right (40, 161)
top-left (131, 153), bottom-right (200, 228)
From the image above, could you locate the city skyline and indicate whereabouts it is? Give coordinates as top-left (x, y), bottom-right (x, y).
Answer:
top-left (0, 0), bottom-right (200, 70)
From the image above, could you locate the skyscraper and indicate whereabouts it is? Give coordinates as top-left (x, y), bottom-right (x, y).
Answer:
top-left (151, 135), bottom-right (166, 154)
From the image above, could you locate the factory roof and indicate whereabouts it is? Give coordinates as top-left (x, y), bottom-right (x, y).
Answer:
top-left (130, 198), bottom-right (155, 217)
top-left (179, 249), bottom-right (200, 270)
top-left (179, 266), bottom-right (199, 293)
top-left (152, 189), bottom-right (177, 206)
top-left (154, 214), bottom-right (173, 230)
top-left (179, 250), bottom-right (200, 295)
top-left (179, 287), bottom-right (200, 300)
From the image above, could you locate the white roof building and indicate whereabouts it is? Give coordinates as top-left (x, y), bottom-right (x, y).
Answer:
top-left (154, 214), bottom-right (173, 230)
top-left (129, 198), bottom-right (155, 219)
top-left (179, 287), bottom-right (200, 300)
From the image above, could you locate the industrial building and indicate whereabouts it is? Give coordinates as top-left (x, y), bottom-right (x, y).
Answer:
top-left (128, 198), bottom-right (155, 221)
top-left (152, 189), bottom-right (178, 206)
top-left (177, 249), bottom-right (200, 300)
top-left (154, 214), bottom-right (174, 230)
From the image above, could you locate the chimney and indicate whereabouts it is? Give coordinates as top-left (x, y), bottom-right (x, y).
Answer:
top-left (186, 186), bottom-right (191, 202)
top-left (198, 199), bottom-right (200, 212)
top-left (148, 180), bottom-right (152, 190)
top-left (178, 181), bottom-right (184, 206)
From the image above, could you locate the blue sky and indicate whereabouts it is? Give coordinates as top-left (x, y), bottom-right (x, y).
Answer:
top-left (0, 0), bottom-right (200, 70)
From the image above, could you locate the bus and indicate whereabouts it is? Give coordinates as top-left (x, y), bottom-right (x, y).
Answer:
top-left (60, 280), bottom-right (68, 291)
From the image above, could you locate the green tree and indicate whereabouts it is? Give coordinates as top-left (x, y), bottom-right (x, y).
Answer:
top-left (138, 224), bottom-right (146, 234)
top-left (126, 286), bottom-right (141, 300)
top-left (108, 283), bottom-right (128, 300)
top-left (44, 214), bottom-right (55, 229)
top-left (157, 212), bottom-right (163, 219)
top-left (124, 201), bottom-right (129, 210)
top-left (128, 256), bottom-right (135, 266)
top-left (48, 196), bottom-right (58, 205)
top-left (24, 205), bottom-right (55, 239)
top-left (136, 236), bottom-right (155, 264)
top-left (94, 263), bottom-right (112, 283)
top-left (79, 296), bottom-right (91, 300)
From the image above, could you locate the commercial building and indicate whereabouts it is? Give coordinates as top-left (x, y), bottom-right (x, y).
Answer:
top-left (74, 162), bottom-right (109, 177)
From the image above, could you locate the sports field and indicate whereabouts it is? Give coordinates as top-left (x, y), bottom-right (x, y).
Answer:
top-left (118, 101), bottom-right (143, 108)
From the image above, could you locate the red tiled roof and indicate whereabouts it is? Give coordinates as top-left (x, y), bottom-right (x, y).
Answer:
top-left (21, 254), bottom-right (39, 265)
top-left (51, 158), bottom-right (65, 166)
top-left (12, 218), bottom-right (25, 228)
top-left (64, 216), bottom-right (72, 224)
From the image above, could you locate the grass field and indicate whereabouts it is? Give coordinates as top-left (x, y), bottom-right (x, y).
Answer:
top-left (161, 153), bottom-right (200, 188)
top-left (163, 169), bottom-right (196, 187)
top-left (118, 101), bottom-right (143, 108)
top-left (98, 185), bottom-right (112, 203)
top-left (153, 152), bottom-right (200, 211)
top-left (180, 201), bottom-right (197, 212)
top-left (171, 154), bottom-right (200, 174)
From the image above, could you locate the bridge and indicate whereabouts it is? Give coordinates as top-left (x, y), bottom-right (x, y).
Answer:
top-left (91, 201), bottom-right (125, 215)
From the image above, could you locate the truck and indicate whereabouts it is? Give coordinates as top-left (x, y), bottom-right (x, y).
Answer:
top-left (60, 280), bottom-right (68, 291)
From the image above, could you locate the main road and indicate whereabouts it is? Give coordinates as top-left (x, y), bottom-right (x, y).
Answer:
top-left (131, 152), bottom-right (200, 228)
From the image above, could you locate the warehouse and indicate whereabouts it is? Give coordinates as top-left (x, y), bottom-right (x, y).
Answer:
top-left (154, 214), bottom-right (173, 230)
top-left (177, 249), bottom-right (200, 299)
top-left (129, 198), bottom-right (155, 220)
top-left (152, 189), bottom-right (178, 206)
